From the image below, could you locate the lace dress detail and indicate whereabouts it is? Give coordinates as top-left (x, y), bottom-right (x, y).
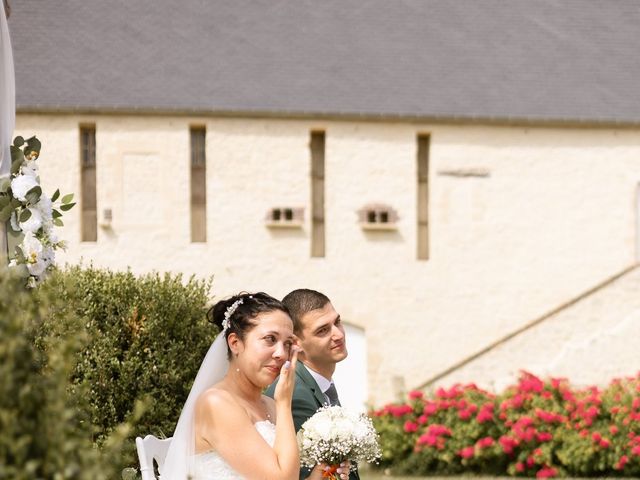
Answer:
top-left (191, 420), bottom-right (276, 479)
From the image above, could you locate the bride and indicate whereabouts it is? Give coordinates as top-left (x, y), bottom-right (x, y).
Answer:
top-left (161, 292), bottom-right (336, 480)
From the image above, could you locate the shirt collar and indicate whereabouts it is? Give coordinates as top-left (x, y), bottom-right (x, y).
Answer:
top-left (302, 363), bottom-right (333, 393)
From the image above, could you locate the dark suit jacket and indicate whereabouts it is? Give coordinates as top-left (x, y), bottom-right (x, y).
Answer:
top-left (266, 362), bottom-right (360, 480)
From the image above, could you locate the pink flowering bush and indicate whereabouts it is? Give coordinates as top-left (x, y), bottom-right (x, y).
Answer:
top-left (370, 372), bottom-right (640, 477)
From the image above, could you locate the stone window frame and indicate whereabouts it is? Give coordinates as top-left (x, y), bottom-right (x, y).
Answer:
top-left (357, 203), bottom-right (399, 231)
top-left (265, 207), bottom-right (304, 228)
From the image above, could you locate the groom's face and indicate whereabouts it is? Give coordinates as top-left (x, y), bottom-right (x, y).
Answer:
top-left (298, 302), bottom-right (348, 372)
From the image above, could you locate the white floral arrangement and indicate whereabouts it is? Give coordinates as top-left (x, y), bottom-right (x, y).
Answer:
top-left (297, 405), bottom-right (381, 479)
top-left (0, 136), bottom-right (75, 287)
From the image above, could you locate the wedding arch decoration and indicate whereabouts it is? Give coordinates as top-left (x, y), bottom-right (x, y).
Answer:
top-left (0, 136), bottom-right (75, 286)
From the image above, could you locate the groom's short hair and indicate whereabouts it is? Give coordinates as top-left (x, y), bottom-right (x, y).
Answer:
top-left (282, 288), bottom-right (330, 335)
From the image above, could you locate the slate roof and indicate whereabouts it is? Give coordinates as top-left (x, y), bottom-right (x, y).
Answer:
top-left (8, 0), bottom-right (640, 124)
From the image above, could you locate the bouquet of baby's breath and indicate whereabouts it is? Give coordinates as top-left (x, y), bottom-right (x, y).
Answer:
top-left (297, 406), bottom-right (381, 479)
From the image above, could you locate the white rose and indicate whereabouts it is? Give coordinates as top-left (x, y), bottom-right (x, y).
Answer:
top-left (314, 419), bottom-right (332, 441)
top-left (11, 174), bottom-right (38, 202)
top-left (21, 159), bottom-right (39, 178)
top-left (19, 207), bottom-right (43, 233)
top-left (353, 421), bottom-right (371, 441)
top-left (9, 211), bottom-right (19, 231)
top-left (28, 259), bottom-right (47, 276)
top-left (42, 244), bottom-right (55, 263)
top-left (20, 232), bottom-right (44, 263)
top-left (35, 195), bottom-right (53, 223)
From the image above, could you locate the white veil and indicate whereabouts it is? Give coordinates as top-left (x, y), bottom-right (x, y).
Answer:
top-left (161, 334), bottom-right (229, 479)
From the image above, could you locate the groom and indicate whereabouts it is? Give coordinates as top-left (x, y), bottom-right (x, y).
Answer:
top-left (266, 288), bottom-right (359, 480)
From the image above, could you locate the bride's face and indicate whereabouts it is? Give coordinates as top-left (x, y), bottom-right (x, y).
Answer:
top-left (232, 309), bottom-right (295, 387)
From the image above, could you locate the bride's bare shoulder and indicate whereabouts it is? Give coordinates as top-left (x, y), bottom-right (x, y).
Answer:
top-left (196, 386), bottom-right (240, 417)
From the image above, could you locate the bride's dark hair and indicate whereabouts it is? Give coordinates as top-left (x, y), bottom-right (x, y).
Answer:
top-left (207, 292), bottom-right (290, 358)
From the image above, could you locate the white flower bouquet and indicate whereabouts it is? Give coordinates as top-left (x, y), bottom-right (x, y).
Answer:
top-left (297, 406), bottom-right (381, 479)
top-left (0, 136), bottom-right (75, 287)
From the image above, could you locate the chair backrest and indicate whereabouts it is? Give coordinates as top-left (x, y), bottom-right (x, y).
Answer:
top-left (135, 435), bottom-right (172, 480)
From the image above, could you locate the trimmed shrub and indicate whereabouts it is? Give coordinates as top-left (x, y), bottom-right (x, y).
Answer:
top-left (0, 268), bottom-right (135, 479)
top-left (53, 265), bottom-right (215, 471)
top-left (371, 371), bottom-right (640, 477)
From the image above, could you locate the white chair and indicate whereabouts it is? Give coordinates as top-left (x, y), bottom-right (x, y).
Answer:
top-left (135, 435), bottom-right (172, 480)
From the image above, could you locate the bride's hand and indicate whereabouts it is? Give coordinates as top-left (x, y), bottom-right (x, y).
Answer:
top-left (308, 462), bottom-right (350, 480)
top-left (274, 344), bottom-right (299, 405)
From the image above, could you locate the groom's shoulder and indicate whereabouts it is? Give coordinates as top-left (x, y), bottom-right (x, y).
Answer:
top-left (265, 364), bottom-right (312, 399)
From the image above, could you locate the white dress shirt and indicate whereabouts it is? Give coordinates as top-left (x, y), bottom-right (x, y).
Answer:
top-left (302, 363), bottom-right (334, 405)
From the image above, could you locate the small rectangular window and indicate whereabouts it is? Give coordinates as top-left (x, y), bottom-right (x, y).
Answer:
top-left (190, 127), bottom-right (206, 242)
top-left (80, 125), bottom-right (97, 242)
top-left (310, 131), bottom-right (325, 257)
top-left (417, 134), bottom-right (430, 260)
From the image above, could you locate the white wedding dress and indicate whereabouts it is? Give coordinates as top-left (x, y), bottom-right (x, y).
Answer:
top-left (191, 420), bottom-right (276, 480)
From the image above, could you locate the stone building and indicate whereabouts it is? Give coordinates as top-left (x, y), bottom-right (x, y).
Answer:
top-left (10, 0), bottom-right (640, 408)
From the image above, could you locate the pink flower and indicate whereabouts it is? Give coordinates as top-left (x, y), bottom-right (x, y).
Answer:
top-left (550, 378), bottom-right (565, 390)
top-left (499, 435), bottom-right (518, 454)
top-left (511, 394), bottom-right (525, 408)
top-left (417, 414), bottom-right (428, 424)
top-left (458, 409), bottom-right (472, 420)
top-left (537, 432), bottom-right (553, 442)
top-left (477, 409), bottom-right (493, 423)
top-left (599, 438), bottom-right (611, 449)
top-left (427, 424), bottom-right (452, 436)
top-left (536, 466), bottom-right (558, 478)
top-left (516, 416), bottom-right (534, 428)
top-left (584, 406), bottom-right (599, 418)
top-left (459, 446), bottom-right (475, 459)
top-left (403, 421), bottom-right (418, 433)
top-left (518, 372), bottom-right (544, 393)
top-left (424, 402), bottom-right (438, 415)
top-left (631, 445), bottom-right (640, 456)
top-left (515, 462), bottom-right (525, 472)
top-left (476, 437), bottom-right (494, 448)
top-left (592, 432), bottom-right (602, 443)
top-left (408, 390), bottom-right (424, 400)
top-left (390, 404), bottom-right (413, 417)
top-left (609, 425), bottom-right (619, 435)
top-left (417, 433), bottom-right (437, 446)
top-left (616, 455), bottom-right (629, 470)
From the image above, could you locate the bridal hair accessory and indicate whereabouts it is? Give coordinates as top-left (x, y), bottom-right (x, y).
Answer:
top-left (222, 298), bottom-right (244, 331)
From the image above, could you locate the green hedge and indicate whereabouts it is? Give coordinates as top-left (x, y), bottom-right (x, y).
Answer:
top-left (55, 265), bottom-right (215, 471)
top-left (0, 268), bottom-right (135, 479)
top-left (1, 264), bottom-right (215, 477)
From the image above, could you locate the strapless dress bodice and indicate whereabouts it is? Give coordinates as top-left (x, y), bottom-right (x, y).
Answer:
top-left (190, 420), bottom-right (276, 480)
